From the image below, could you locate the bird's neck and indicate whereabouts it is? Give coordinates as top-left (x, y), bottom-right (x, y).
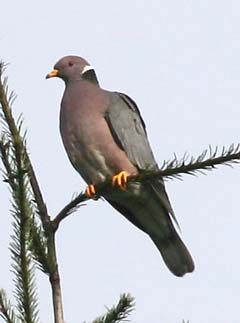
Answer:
top-left (64, 72), bottom-right (100, 88)
top-left (82, 69), bottom-right (99, 85)
top-left (64, 78), bottom-right (100, 92)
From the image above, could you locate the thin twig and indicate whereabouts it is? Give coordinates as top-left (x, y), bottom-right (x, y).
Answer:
top-left (53, 193), bottom-right (88, 231)
top-left (27, 162), bottom-right (50, 230)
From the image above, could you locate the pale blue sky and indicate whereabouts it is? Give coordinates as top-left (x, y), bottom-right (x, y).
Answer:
top-left (1, 1), bottom-right (240, 322)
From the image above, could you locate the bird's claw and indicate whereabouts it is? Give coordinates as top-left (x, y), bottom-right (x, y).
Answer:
top-left (112, 171), bottom-right (129, 190)
top-left (85, 184), bottom-right (97, 198)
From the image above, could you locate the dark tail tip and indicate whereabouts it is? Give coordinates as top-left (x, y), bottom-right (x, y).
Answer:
top-left (152, 235), bottom-right (195, 277)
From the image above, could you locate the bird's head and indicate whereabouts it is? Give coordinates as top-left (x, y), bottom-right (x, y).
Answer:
top-left (46, 55), bottom-right (99, 84)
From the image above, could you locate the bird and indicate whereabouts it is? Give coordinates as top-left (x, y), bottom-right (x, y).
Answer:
top-left (46, 55), bottom-right (194, 276)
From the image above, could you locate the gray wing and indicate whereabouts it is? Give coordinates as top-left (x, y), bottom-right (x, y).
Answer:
top-left (105, 92), bottom-right (158, 171)
top-left (105, 91), bottom-right (178, 224)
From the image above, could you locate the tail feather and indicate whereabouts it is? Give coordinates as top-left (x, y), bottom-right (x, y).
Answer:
top-left (152, 233), bottom-right (194, 276)
top-left (105, 181), bottom-right (195, 277)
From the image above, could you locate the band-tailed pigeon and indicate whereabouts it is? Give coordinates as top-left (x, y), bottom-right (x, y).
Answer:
top-left (46, 56), bottom-right (194, 276)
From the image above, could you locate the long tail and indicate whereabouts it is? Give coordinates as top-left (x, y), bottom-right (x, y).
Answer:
top-left (106, 180), bottom-right (194, 276)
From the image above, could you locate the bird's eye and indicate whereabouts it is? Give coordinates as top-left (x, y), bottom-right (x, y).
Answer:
top-left (68, 62), bottom-right (74, 67)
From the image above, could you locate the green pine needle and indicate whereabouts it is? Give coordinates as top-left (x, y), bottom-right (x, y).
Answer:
top-left (91, 294), bottom-right (135, 323)
top-left (0, 289), bottom-right (18, 323)
top-left (0, 62), bottom-right (39, 323)
top-left (159, 144), bottom-right (240, 180)
top-left (29, 217), bottom-right (52, 274)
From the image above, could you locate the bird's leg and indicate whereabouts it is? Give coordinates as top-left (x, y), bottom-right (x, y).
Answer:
top-left (112, 171), bottom-right (130, 191)
top-left (85, 184), bottom-right (97, 198)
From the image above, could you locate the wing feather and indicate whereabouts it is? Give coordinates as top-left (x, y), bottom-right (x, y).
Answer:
top-left (105, 91), bottom-right (179, 227)
top-left (105, 92), bottom-right (158, 171)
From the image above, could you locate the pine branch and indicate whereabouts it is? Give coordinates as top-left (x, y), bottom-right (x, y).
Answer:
top-left (1, 136), bottom-right (38, 321)
top-left (0, 62), bottom-right (65, 323)
top-left (29, 217), bottom-right (52, 274)
top-left (7, 130), bottom-right (39, 323)
top-left (54, 143), bottom-right (240, 228)
top-left (159, 144), bottom-right (240, 180)
top-left (0, 62), bottom-right (50, 232)
top-left (90, 294), bottom-right (135, 323)
top-left (0, 289), bottom-right (18, 323)
top-left (0, 65), bottom-right (39, 323)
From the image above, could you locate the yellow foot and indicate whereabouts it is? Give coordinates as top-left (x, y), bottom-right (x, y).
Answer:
top-left (85, 184), bottom-right (97, 198)
top-left (112, 171), bottom-right (130, 190)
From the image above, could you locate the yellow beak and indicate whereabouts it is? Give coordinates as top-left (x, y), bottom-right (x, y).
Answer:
top-left (46, 69), bottom-right (59, 79)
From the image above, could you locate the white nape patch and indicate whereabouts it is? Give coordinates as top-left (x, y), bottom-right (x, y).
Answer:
top-left (81, 65), bottom-right (94, 75)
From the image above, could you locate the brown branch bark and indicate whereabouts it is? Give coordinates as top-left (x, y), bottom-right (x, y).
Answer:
top-left (48, 233), bottom-right (64, 323)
